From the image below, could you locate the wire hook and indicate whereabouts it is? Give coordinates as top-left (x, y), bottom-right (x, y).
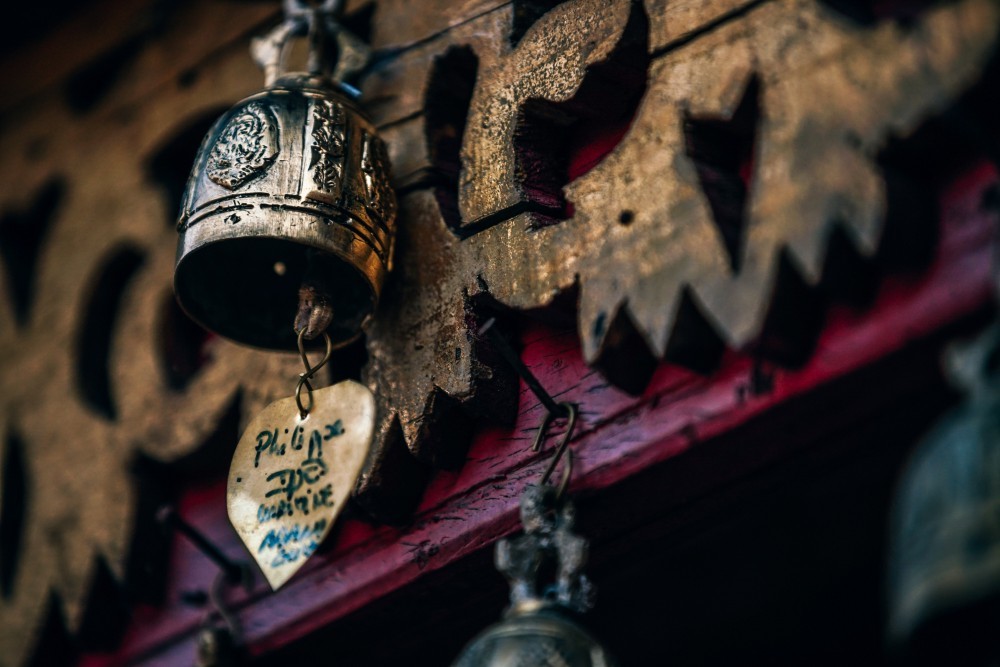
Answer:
top-left (208, 570), bottom-right (246, 646)
top-left (532, 402), bottom-right (577, 499)
top-left (157, 506), bottom-right (248, 586)
top-left (477, 318), bottom-right (579, 497)
top-left (478, 318), bottom-right (571, 419)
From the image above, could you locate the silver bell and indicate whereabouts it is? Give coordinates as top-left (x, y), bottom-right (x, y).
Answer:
top-left (452, 485), bottom-right (618, 667)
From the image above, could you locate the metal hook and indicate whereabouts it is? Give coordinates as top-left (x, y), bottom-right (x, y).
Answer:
top-left (208, 571), bottom-right (246, 646)
top-left (254, 0), bottom-right (349, 87)
top-left (533, 402), bottom-right (577, 498)
top-left (478, 318), bottom-right (571, 419)
top-left (477, 318), bottom-right (579, 496)
top-left (284, 0), bottom-right (344, 20)
top-left (295, 328), bottom-right (333, 417)
top-left (195, 571), bottom-right (249, 666)
top-left (159, 508), bottom-right (251, 665)
top-left (157, 507), bottom-right (249, 586)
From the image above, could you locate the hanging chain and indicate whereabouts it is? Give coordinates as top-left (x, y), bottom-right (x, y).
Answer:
top-left (253, 0), bottom-right (365, 87)
top-left (295, 328), bottom-right (333, 418)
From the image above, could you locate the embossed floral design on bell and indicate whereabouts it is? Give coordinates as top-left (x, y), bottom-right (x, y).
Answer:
top-left (452, 485), bottom-right (618, 667)
top-left (174, 0), bottom-right (396, 350)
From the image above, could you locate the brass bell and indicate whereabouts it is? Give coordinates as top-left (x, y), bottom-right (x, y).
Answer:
top-left (454, 602), bottom-right (616, 667)
top-left (887, 323), bottom-right (1000, 662)
top-left (452, 484), bottom-right (618, 667)
top-left (174, 0), bottom-right (396, 350)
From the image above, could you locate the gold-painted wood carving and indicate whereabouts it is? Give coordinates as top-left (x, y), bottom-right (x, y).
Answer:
top-left (359, 0), bottom-right (1000, 506)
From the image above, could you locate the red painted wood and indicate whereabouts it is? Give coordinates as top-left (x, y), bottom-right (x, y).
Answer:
top-left (79, 160), bottom-right (998, 666)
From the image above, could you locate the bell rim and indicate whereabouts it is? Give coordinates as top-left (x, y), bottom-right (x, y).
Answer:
top-left (176, 217), bottom-right (389, 297)
top-left (889, 555), bottom-right (1000, 645)
top-left (174, 234), bottom-right (383, 351)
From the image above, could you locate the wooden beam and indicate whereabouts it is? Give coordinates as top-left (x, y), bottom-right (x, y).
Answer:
top-left (87, 160), bottom-right (998, 665)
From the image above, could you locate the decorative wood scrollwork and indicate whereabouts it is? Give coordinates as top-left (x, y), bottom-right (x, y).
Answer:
top-left (359, 0), bottom-right (1000, 515)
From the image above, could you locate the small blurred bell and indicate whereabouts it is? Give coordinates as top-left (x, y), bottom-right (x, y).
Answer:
top-left (174, 0), bottom-right (396, 349)
top-left (887, 323), bottom-right (1000, 664)
top-left (452, 484), bottom-right (618, 667)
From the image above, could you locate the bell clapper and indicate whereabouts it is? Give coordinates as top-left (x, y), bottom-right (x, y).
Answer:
top-left (295, 283), bottom-right (334, 342)
top-left (293, 248), bottom-right (336, 341)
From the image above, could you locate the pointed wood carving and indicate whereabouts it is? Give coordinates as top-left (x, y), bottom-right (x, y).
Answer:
top-left (359, 0), bottom-right (1000, 515)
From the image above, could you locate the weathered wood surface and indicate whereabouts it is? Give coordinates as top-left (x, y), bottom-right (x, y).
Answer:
top-left (0, 1), bottom-right (281, 117)
top-left (0, 0), bottom-right (997, 663)
top-left (360, 0), bottom-right (1000, 514)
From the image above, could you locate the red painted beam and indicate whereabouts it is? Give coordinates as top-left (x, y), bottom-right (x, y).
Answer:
top-left (80, 161), bottom-right (998, 666)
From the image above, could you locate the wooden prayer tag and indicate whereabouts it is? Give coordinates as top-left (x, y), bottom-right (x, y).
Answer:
top-left (227, 380), bottom-right (375, 589)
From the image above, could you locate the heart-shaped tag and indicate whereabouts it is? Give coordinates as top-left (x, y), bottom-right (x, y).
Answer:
top-left (227, 380), bottom-right (374, 590)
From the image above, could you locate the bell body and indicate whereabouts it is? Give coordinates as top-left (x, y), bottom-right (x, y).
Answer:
top-left (888, 326), bottom-right (1000, 659)
top-left (175, 74), bottom-right (396, 350)
top-left (453, 603), bottom-right (618, 667)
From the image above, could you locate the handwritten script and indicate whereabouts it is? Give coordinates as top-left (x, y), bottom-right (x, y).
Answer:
top-left (227, 381), bottom-right (375, 589)
top-left (250, 419), bottom-right (343, 568)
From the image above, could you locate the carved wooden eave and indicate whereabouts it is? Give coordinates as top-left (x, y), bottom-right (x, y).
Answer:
top-left (0, 0), bottom-right (997, 663)
top-left (359, 0), bottom-right (1000, 516)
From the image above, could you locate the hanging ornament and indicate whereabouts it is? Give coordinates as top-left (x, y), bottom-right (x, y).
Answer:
top-left (173, 0), bottom-right (395, 350)
top-left (227, 330), bottom-right (374, 589)
top-left (887, 321), bottom-right (1000, 660)
top-left (451, 397), bottom-right (618, 666)
top-left (172, 0), bottom-right (393, 589)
